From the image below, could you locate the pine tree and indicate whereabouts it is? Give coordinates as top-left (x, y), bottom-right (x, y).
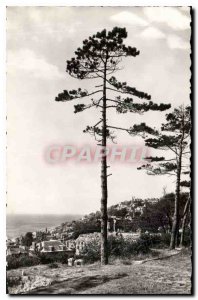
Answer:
top-left (130, 105), bottom-right (191, 249)
top-left (55, 27), bottom-right (171, 264)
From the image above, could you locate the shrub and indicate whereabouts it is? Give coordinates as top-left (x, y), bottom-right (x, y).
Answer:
top-left (7, 256), bottom-right (19, 270)
top-left (39, 252), bottom-right (68, 264)
top-left (39, 253), bottom-right (54, 264)
top-left (7, 276), bottom-right (22, 288)
top-left (140, 232), bottom-right (171, 248)
top-left (81, 238), bottom-right (100, 263)
top-left (108, 235), bottom-right (125, 257)
top-left (7, 252), bottom-right (69, 270)
top-left (121, 259), bottom-right (132, 265)
top-left (81, 234), bottom-right (151, 263)
top-left (19, 255), bottom-right (40, 268)
top-left (48, 263), bottom-right (59, 269)
top-left (109, 235), bottom-right (151, 257)
top-left (7, 255), bottom-right (40, 270)
top-left (161, 233), bottom-right (171, 246)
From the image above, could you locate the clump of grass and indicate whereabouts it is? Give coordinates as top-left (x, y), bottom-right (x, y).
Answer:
top-left (180, 247), bottom-right (191, 256)
top-left (48, 263), bottom-right (59, 269)
top-left (121, 259), bottom-right (132, 265)
top-left (7, 276), bottom-right (22, 288)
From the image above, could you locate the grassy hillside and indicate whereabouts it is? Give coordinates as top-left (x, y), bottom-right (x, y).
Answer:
top-left (7, 249), bottom-right (191, 295)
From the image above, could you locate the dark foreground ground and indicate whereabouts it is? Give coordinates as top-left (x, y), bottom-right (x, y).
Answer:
top-left (7, 250), bottom-right (192, 295)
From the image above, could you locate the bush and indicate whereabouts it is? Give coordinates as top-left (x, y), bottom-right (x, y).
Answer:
top-left (81, 234), bottom-right (151, 263)
top-left (48, 263), bottom-right (59, 269)
top-left (81, 238), bottom-right (100, 263)
top-left (140, 233), bottom-right (171, 248)
top-left (121, 259), bottom-right (132, 265)
top-left (19, 255), bottom-right (40, 268)
top-left (109, 235), bottom-right (151, 257)
top-left (161, 233), bottom-right (171, 246)
top-left (7, 255), bottom-right (40, 270)
top-left (7, 256), bottom-right (19, 270)
top-left (7, 252), bottom-right (69, 270)
top-left (39, 252), bottom-right (68, 264)
top-left (7, 276), bottom-right (22, 288)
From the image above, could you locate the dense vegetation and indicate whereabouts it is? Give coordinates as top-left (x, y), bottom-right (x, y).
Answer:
top-left (60, 193), bottom-right (190, 238)
top-left (7, 252), bottom-right (69, 270)
top-left (81, 234), bottom-right (151, 264)
top-left (7, 255), bottom-right (40, 270)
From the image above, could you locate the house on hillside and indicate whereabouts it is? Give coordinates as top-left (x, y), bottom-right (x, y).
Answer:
top-left (29, 240), bottom-right (75, 262)
top-left (33, 239), bottom-right (75, 256)
top-left (6, 246), bottom-right (28, 257)
top-left (65, 239), bottom-right (76, 249)
top-left (6, 239), bottom-right (15, 248)
top-left (40, 240), bottom-right (66, 252)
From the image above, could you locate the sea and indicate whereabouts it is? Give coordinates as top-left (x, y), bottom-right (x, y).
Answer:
top-left (6, 214), bottom-right (82, 239)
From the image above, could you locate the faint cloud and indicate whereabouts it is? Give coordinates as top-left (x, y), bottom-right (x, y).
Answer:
top-left (110, 11), bottom-right (148, 26)
top-left (7, 49), bottom-right (64, 80)
top-left (138, 26), bottom-right (189, 50)
top-left (167, 34), bottom-right (190, 50)
top-left (7, 7), bottom-right (82, 43)
top-left (143, 7), bottom-right (190, 30)
top-left (139, 26), bottom-right (166, 39)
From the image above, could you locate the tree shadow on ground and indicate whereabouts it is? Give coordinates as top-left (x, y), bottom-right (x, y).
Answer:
top-left (27, 272), bottom-right (128, 294)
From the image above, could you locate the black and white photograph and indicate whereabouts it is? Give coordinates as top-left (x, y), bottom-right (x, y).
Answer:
top-left (5, 5), bottom-right (192, 295)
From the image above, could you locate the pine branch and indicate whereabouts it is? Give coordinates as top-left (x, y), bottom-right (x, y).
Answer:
top-left (116, 100), bottom-right (171, 114)
top-left (137, 163), bottom-right (176, 176)
top-left (144, 156), bottom-right (165, 162)
top-left (74, 103), bottom-right (96, 113)
top-left (107, 76), bottom-right (151, 100)
top-left (145, 135), bottom-right (180, 149)
top-left (129, 123), bottom-right (159, 136)
top-left (55, 89), bottom-right (102, 102)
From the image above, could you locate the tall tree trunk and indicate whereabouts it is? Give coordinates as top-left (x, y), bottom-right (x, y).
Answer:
top-left (170, 163), bottom-right (181, 249)
top-left (100, 62), bottom-right (108, 265)
top-left (180, 197), bottom-right (190, 248)
top-left (170, 110), bottom-right (186, 249)
top-left (170, 149), bottom-right (182, 249)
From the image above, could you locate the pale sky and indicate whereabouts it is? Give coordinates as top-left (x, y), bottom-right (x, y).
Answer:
top-left (7, 6), bottom-right (191, 215)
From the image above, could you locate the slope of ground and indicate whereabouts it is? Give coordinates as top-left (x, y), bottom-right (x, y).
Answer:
top-left (7, 250), bottom-right (192, 295)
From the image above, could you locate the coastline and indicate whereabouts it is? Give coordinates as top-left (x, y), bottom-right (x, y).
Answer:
top-left (6, 213), bottom-right (82, 239)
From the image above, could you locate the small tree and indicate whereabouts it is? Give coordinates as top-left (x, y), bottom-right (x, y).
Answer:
top-left (55, 27), bottom-right (171, 264)
top-left (130, 105), bottom-right (191, 249)
top-left (22, 232), bottom-right (33, 247)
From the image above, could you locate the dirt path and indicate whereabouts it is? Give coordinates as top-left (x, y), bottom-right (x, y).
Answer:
top-left (28, 273), bottom-right (128, 294)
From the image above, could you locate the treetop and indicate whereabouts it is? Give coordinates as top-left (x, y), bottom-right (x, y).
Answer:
top-left (66, 27), bottom-right (140, 79)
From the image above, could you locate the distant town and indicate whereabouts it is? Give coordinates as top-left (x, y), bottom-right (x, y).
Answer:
top-left (7, 198), bottom-right (159, 257)
top-left (7, 195), bottom-right (181, 267)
